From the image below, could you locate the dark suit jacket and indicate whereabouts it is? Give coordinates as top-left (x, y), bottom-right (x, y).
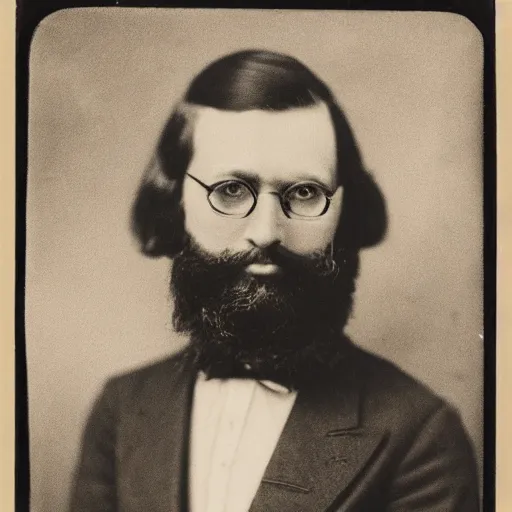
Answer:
top-left (69, 344), bottom-right (480, 512)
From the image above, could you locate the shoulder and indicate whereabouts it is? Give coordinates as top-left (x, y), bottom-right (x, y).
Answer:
top-left (110, 348), bottom-right (191, 382)
top-left (346, 344), bottom-right (463, 433)
top-left (350, 344), bottom-right (445, 404)
top-left (99, 349), bottom-right (192, 405)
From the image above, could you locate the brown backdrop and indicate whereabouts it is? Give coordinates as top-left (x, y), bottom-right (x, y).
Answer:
top-left (26, 9), bottom-right (484, 512)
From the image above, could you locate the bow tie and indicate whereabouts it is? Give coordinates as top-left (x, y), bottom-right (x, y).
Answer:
top-left (200, 371), bottom-right (292, 394)
top-left (201, 360), bottom-right (296, 392)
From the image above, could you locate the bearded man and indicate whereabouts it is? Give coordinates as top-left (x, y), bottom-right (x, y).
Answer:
top-left (70, 50), bottom-right (480, 512)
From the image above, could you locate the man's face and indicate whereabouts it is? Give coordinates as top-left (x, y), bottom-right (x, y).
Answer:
top-left (174, 102), bottom-right (354, 385)
top-left (181, 102), bottom-right (343, 269)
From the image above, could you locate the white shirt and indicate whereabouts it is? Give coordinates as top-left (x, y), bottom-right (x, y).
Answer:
top-left (189, 373), bottom-right (297, 512)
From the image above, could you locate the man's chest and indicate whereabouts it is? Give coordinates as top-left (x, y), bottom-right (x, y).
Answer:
top-left (189, 376), bottom-right (297, 512)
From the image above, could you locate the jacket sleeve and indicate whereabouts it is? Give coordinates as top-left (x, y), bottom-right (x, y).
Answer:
top-left (387, 403), bottom-right (480, 512)
top-left (69, 380), bottom-right (119, 512)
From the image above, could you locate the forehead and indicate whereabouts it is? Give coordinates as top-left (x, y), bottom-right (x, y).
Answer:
top-left (188, 102), bottom-right (337, 184)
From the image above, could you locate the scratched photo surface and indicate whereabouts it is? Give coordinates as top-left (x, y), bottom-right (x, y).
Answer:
top-left (26, 8), bottom-right (483, 512)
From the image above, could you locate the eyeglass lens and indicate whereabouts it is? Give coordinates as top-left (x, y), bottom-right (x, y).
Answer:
top-left (208, 180), bottom-right (329, 218)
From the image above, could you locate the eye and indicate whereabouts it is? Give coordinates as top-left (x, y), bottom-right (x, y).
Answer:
top-left (288, 184), bottom-right (321, 201)
top-left (217, 181), bottom-right (247, 198)
top-left (209, 180), bottom-right (254, 216)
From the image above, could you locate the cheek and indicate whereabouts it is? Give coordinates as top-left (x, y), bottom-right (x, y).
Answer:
top-left (284, 218), bottom-right (338, 254)
top-left (283, 192), bottom-right (343, 254)
top-left (182, 184), bottom-right (246, 254)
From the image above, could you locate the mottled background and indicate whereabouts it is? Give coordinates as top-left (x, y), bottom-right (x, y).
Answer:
top-left (26, 8), bottom-right (483, 512)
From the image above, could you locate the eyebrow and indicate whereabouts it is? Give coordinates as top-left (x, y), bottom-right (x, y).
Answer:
top-left (215, 169), bottom-right (335, 190)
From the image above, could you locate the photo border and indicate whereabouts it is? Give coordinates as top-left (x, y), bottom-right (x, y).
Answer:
top-left (12, 1), bottom-right (496, 511)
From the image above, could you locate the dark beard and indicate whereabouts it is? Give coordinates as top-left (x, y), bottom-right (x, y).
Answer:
top-left (170, 237), bottom-right (359, 389)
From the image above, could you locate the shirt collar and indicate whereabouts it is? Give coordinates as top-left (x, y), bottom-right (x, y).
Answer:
top-left (198, 371), bottom-right (293, 395)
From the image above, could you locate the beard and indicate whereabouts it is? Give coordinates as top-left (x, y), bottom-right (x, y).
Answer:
top-left (170, 236), bottom-right (359, 389)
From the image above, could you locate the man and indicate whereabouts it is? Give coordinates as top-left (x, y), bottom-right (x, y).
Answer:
top-left (70, 50), bottom-right (479, 511)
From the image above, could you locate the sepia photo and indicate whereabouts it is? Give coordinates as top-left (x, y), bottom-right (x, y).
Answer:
top-left (26, 8), bottom-right (484, 512)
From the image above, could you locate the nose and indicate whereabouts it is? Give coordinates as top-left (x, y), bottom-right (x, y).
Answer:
top-left (244, 193), bottom-right (283, 249)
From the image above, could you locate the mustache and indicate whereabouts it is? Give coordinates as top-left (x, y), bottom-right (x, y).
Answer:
top-left (184, 241), bottom-right (339, 278)
top-left (220, 244), bottom-right (312, 265)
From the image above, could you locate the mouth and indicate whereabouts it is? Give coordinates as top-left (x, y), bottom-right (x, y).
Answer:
top-left (245, 263), bottom-right (282, 276)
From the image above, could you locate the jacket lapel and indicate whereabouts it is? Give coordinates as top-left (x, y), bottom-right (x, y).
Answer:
top-left (119, 353), bottom-right (196, 512)
top-left (249, 367), bottom-right (388, 512)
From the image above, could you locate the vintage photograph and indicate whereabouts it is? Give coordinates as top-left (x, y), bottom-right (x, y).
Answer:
top-left (26, 8), bottom-right (484, 512)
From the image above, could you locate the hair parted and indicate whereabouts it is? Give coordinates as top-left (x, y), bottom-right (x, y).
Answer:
top-left (131, 49), bottom-right (387, 258)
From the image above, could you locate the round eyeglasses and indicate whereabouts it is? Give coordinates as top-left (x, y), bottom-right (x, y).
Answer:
top-left (186, 173), bottom-right (335, 219)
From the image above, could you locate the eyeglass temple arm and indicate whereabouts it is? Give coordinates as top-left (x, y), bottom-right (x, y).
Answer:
top-left (186, 173), bottom-right (214, 192)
